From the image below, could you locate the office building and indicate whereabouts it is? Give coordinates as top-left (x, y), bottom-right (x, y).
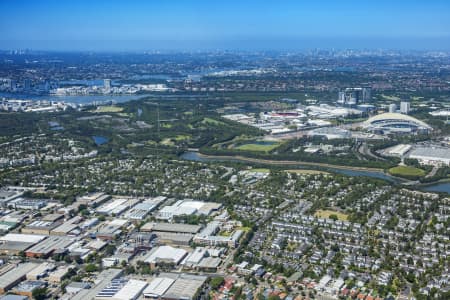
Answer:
top-left (338, 87), bottom-right (371, 106)
top-left (389, 103), bottom-right (397, 113)
top-left (104, 79), bottom-right (111, 93)
top-left (400, 101), bottom-right (411, 114)
top-left (23, 79), bottom-right (31, 91)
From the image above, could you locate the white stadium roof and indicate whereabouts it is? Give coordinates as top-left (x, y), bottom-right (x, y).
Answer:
top-left (363, 113), bottom-right (431, 130)
top-left (364, 113), bottom-right (431, 128)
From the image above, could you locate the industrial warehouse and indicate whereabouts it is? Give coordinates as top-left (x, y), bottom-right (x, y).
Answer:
top-left (0, 189), bottom-right (241, 299)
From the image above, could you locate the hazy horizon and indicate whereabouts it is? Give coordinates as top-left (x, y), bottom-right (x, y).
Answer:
top-left (1, 0), bottom-right (450, 51)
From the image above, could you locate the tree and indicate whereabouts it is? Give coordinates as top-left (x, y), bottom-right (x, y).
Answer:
top-left (104, 244), bottom-right (117, 256)
top-left (329, 214), bottom-right (339, 221)
top-left (125, 265), bottom-right (135, 274)
top-left (85, 263), bottom-right (99, 273)
top-left (32, 287), bottom-right (48, 300)
top-left (210, 276), bottom-right (225, 289)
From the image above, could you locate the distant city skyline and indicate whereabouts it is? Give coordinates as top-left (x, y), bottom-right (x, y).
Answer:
top-left (1, 0), bottom-right (450, 51)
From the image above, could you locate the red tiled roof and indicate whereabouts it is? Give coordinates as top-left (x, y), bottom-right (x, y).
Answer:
top-left (357, 293), bottom-right (366, 300)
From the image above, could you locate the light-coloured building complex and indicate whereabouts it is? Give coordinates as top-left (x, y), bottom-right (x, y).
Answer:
top-left (408, 146), bottom-right (450, 166)
top-left (0, 263), bottom-right (38, 294)
top-left (144, 245), bottom-right (188, 267)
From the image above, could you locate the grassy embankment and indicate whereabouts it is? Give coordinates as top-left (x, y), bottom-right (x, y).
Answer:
top-left (388, 165), bottom-right (426, 180)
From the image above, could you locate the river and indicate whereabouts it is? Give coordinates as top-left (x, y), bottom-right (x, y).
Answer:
top-left (180, 151), bottom-right (449, 194)
top-left (422, 182), bottom-right (450, 194)
top-left (0, 92), bottom-right (149, 105)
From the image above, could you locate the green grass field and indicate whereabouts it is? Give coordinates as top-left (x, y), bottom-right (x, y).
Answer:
top-left (236, 141), bottom-right (280, 152)
top-left (412, 96), bottom-right (424, 101)
top-left (381, 94), bottom-right (401, 101)
top-left (91, 106), bottom-right (124, 113)
top-left (201, 117), bottom-right (225, 126)
top-left (174, 134), bottom-right (191, 141)
top-left (388, 165), bottom-right (425, 178)
top-left (248, 168), bottom-right (270, 173)
top-left (314, 209), bottom-right (349, 221)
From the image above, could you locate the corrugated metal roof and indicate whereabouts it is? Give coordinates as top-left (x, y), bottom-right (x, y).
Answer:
top-left (143, 277), bottom-right (174, 297)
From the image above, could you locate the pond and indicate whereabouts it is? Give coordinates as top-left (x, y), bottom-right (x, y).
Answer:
top-left (92, 136), bottom-right (109, 145)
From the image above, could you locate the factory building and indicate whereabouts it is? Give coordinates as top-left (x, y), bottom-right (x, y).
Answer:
top-left (122, 196), bottom-right (166, 220)
top-left (95, 278), bottom-right (147, 300)
top-left (25, 236), bottom-right (74, 258)
top-left (95, 219), bottom-right (128, 240)
top-left (22, 219), bottom-right (61, 235)
top-left (156, 200), bottom-right (221, 221)
top-left (144, 245), bottom-right (188, 268)
top-left (408, 146), bottom-right (450, 166)
top-left (162, 274), bottom-right (207, 300)
top-left (307, 127), bottom-right (351, 140)
top-left (0, 263), bottom-right (39, 294)
top-left (141, 222), bottom-right (201, 234)
top-left (12, 280), bottom-right (46, 298)
top-left (96, 197), bottom-right (140, 216)
top-left (71, 269), bottom-right (123, 300)
top-left (142, 277), bottom-right (175, 299)
top-left (0, 233), bottom-right (46, 255)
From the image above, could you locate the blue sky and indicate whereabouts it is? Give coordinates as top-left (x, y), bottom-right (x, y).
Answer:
top-left (1, 0), bottom-right (449, 50)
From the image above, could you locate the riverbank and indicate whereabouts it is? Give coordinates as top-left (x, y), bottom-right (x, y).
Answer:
top-left (180, 151), bottom-right (407, 184)
top-left (420, 178), bottom-right (450, 193)
top-left (181, 151), bottom-right (450, 194)
top-left (196, 152), bottom-right (386, 172)
top-left (0, 92), bottom-right (150, 105)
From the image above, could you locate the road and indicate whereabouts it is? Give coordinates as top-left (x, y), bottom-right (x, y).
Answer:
top-left (358, 142), bottom-right (386, 161)
top-left (425, 165), bottom-right (439, 178)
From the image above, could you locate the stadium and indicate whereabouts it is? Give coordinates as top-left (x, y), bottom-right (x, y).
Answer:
top-left (362, 113), bottom-right (432, 134)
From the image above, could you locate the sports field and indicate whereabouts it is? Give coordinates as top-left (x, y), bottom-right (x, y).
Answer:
top-left (236, 141), bottom-right (280, 152)
top-left (91, 105), bottom-right (124, 113)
